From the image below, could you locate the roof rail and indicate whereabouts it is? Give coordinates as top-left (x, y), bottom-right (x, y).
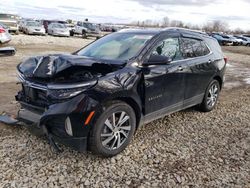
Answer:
top-left (163, 27), bottom-right (208, 35)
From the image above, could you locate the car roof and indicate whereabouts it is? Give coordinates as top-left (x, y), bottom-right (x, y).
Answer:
top-left (118, 27), bottom-right (210, 38)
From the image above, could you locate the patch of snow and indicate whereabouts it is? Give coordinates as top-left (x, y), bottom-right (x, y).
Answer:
top-left (244, 78), bottom-right (250, 85)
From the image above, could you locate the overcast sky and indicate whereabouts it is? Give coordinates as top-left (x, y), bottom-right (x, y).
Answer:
top-left (1, 0), bottom-right (250, 30)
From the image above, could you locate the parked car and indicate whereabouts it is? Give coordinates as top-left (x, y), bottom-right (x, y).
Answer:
top-left (74, 21), bottom-right (101, 38)
top-left (211, 33), bottom-right (232, 45)
top-left (227, 35), bottom-right (243, 45)
top-left (0, 46), bottom-right (16, 56)
top-left (18, 20), bottom-right (26, 32)
top-left (0, 13), bottom-right (19, 34)
top-left (23, 21), bottom-right (45, 35)
top-left (0, 23), bottom-right (12, 44)
top-left (234, 35), bottom-right (250, 46)
top-left (42, 20), bottom-right (68, 33)
top-left (15, 28), bottom-right (226, 157)
top-left (47, 23), bottom-right (70, 37)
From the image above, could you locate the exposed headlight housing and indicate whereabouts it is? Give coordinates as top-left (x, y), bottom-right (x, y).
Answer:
top-left (47, 80), bottom-right (97, 100)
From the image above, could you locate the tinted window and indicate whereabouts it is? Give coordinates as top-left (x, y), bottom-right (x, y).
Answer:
top-left (181, 38), bottom-right (210, 58)
top-left (150, 37), bottom-right (182, 61)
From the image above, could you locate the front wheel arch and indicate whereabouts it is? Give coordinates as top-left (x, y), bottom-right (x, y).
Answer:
top-left (88, 100), bottom-right (136, 157)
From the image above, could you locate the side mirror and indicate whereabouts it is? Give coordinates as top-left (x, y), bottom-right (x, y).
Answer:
top-left (0, 47), bottom-right (16, 56)
top-left (144, 54), bottom-right (172, 66)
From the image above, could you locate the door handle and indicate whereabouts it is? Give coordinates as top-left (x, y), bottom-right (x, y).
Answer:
top-left (207, 59), bottom-right (212, 64)
top-left (177, 66), bottom-right (183, 71)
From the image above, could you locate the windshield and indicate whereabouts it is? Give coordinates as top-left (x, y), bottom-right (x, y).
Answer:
top-left (77, 33), bottom-right (153, 61)
top-left (83, 23), bottom-right (95, 29)
top-left (26, 22), bottom-right (41, 27)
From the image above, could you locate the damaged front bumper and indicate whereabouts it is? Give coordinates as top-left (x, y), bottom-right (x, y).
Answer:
top-left (18, 108), bottom-right (88, 152)
top-left (14, 91), bottom-right (100, 152)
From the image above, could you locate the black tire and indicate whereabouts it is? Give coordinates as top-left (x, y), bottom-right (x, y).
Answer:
top-left (198, 80), bottom-right (220, 112)
top-left (89, 101), bottom-right (136, 157)
top-left (70, 30), bottom-right (74, 36)
top-left (82, 30), bottom-right (87, 38)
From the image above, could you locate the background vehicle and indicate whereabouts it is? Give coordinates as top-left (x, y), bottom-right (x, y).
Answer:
top-left (234, 35), bottom-right (250, 46)
top-left (227, 35), bottom-right (243, 45)
top-left (23, 21), bottom-right (45, 35)
top-left (0, 13), bottom-right (20, 34)
top-left (211, 33), bottom-right (232, 45)
top-left (18, 20), bottom-right (26, 32)
top-left (42, 20), bottom-right (68, 33)
top-left (47, 23), bottom-right (70, 37)
top-left (15, 28), bottom-right (226, 157)
top-left (74, 21), bottom-right (101, 38)
top-left (0, 46), bottom-right (16, 56)
top-left (0, 23), bottom-right (11, 44)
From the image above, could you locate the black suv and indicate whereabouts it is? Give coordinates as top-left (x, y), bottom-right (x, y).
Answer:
top-left (16, 28), bottom-right (226, 157)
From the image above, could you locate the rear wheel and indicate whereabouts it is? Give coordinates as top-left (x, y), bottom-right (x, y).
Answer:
top-left (89, 101), bottom-right (136, 157)
top-left (198, 80), bottom-right (220, 112)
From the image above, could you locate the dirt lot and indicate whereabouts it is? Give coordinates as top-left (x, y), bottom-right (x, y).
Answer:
top-left (0, 35), bottom-right (249, 187)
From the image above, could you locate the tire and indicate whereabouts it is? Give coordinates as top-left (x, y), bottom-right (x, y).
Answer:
top-left (70, 30), bottom-right (74, 36)
top-left (82, 30), bottom-right (87, 38)
top-left (198, 80), bottom-right (220, 112)
top-left (89, 101), bottom-right (136, 157)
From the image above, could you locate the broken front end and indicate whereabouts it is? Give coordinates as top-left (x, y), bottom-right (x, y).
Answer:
top-left (14, 54), bottom-right (124, 152)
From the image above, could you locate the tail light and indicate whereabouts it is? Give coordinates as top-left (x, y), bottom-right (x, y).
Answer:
top-left (224, 57), bottom-right (228, 64)
top-left (0, 28), bottom-right (6, 33)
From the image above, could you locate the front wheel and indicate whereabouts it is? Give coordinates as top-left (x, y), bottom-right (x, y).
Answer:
top-left (198, 80), bottom-right (220, 112)
top-left (89, 101), bottom-right (136, 157)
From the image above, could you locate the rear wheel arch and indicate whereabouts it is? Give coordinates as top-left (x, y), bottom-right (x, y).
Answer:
top-left (213, 75), bottom-right (222, 89)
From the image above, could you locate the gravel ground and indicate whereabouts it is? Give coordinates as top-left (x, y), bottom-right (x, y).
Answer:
top-left (0, 35), bottom-right (250, 187)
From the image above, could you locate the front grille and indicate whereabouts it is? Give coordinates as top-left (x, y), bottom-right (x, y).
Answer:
top-left (22, 84), bottom-right (49, 107)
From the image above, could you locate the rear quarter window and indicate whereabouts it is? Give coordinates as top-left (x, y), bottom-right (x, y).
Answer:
top-left (204, 36), bottom-right (223, 59)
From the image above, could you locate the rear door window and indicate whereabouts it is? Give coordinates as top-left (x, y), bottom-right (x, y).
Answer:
top-left (180, 38), bottom-right (210, 59)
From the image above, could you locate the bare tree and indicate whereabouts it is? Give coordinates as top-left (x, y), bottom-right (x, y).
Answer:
top-left (232, 28), bottom-right (244, 34)
top-left (211, 20), bottom-right (229, 33)
top-left (162, 16), bottom-right (170, 27)
top-left (170, 20), bottom-right (184, 28)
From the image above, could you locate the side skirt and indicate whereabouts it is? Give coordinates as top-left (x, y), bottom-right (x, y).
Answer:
top-left (139, 93), bottom-right (204, 127)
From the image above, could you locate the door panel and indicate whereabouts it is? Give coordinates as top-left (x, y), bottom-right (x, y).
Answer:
top-left (183, 56), bottom-right (216, 100)
top-left (180, 37), bottom-right (216, 101)
top-left (143, 62), bottom-right (186, 114)
top-left (142, 33), bottom-right (186, 114)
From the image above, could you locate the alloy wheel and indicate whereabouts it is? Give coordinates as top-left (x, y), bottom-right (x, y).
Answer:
top-left (101, 111), bottom-right (131, 150)
top-left (207, 84), bottom-right (219, 108)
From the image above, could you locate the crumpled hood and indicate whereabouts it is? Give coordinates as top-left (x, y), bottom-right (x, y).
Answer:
top-left (18, 54), bottom-right (126, 78)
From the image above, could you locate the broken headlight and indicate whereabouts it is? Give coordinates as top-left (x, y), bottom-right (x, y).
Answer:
top-left (47, 80), bottom-right (97, 100)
